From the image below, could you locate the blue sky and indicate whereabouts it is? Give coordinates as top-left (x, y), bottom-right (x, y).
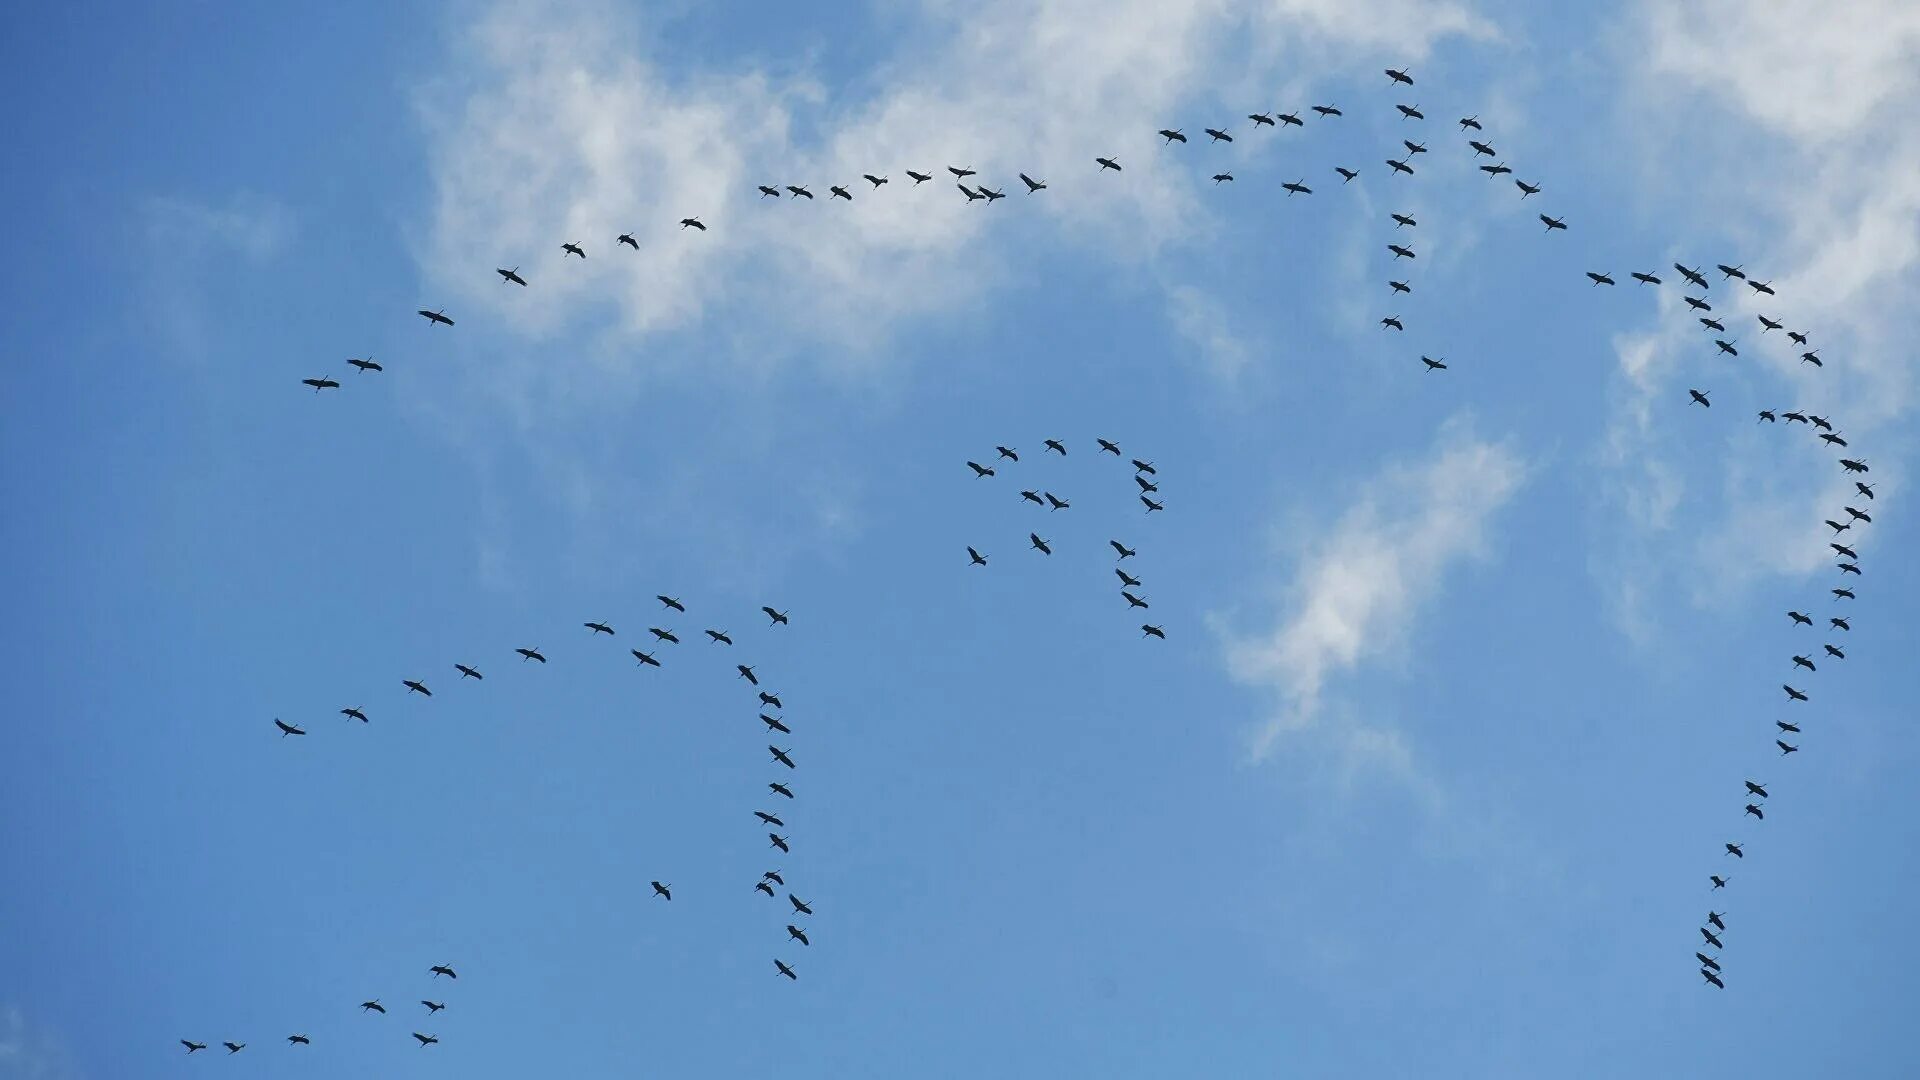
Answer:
top-left (5, 1), bottom-right (1920, 1076)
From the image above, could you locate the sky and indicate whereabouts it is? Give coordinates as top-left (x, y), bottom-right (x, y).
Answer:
top-left (4, 1), bottom-right (1920, 1076)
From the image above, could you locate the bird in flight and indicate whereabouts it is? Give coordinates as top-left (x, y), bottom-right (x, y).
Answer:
top-left (775, 959), bottom-right (798, 981)
top-left (652, 881), bottom-right (671, 900)
top-left (361, 999), bottom-right (386, 1013)
top-left (1158, 129), bottom-right (1186, 144)
top-left (1142, 624), bottom-right (1167, 640)
top-left (1540, 214), bottom-right (1567, 232)
top-left (763, 606), bottom-right (790, 626)
top-left (658, 595), bottom-right (686, 612)
top-left (737, 664), bottom-right (759, 685)
top-left (1631, 271), bottom-right (1661, 285)
top-left (1283, 179), bottom-right (1312, 196)
top-left (430, 964), bottom-right (457, 979)
top-left (413, 1033), bottom-right (439, 1047)
top-left (1020, 173), bottom-right (1046, 193)
top-left (706, 629), bottom-right (733, 644)
top-left (769, 781), bottom-right (794, 799)
top-left (223, 1042), bottom-right (245, 1054)
top-left (181, 1041), bottom-right (206, 1053)
top-left (417, 308), bottom-right (454, 326)
top-left (274, 718), bottom-right (305, 737)
top-left (422, 1000), bottom-right (445, 1013)
top-left (1422, 356), bottom-right (1448, 372)
top-left (680, 217), bottom-right (705, 231)
top-left (1030, 533), bottom-right (1052, 556)
top-left (649, 627), bottom-right (680, 644)
top-left (788, 924), bottom-right (811, 945)
top-left (1096, 157), bottom-right (1122, 171)
top-left (516, 647), bottom-right (546, 663)
top-left (346, 356), bottom-right (382, 373)
top-left (1205, 127), bottom-right (1233, 142)
top-left (287, 1034), bottom-right (310, 1045)
top-left (617, 233), bottom-right (638, 249)
top-left (1111, 540), bottom-right (1136, 559)
top-left (1314, 104), bottom-right (1342, 117)
top-left (1587, 272), bottom-right (1615, 287)
top-left (585, 621), bottom-right (614, 635)
top-left (302, 377), bottom-right (340, 392)
top-left (1386, 68), bottom-right (1414, 85)
top-left (1396, 103), bottom-right (1424, 120)
top-left (1045, 438), bottom-right (1067, 455)
top-left (631, 649), bottom-right (661, 668)
top-left (1335, 167), bottom-right (1358, 183)
top-left (770, 746), bottom-right (796, 769)
top-left (456, 663), bottom-right (483, 680)
top-left (341, 706), bottom-right (368, 723)
top-left (906, 170), bottom-right (932, 184)
top-left (1689, 389), bottom-right (1711, 408)
top-left (562, 242), bottom-right (585, 259)
top-left (995, 445), bottom-right (1016, 462)
top-left (968, 546), bottom-right (988, 566)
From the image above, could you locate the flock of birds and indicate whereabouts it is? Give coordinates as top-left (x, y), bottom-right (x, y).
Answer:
top-left (964, 437), bottom-right (1171, 639)
top-left (215, 63), bottom-right (1886, 1064)
top-left (178, 964), bottom-right (460, 1055)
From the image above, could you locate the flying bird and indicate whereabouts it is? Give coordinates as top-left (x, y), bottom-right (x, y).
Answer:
top-left (997, 445), bottom-right (1019, 461)
top-left (775, 959), bottom-right (798, 980)
top-left (1386, 68), bottom-right (1414, 85)
top-left (631, 649), bottom-right (660, 667)
top-left (1020, 173), bottom-right (1047, 192)
top-left (417, 309), bottom-right (454, 326)
top-left (1397, 104), bottom-right (1425, 120)
top-left (680, 217), bottom-right (705, 230)
top-left (769, 782), bottom-right (794, 799)
top-left (430, 965), bottom-right (457, 979)
top-left (1393, 213), bottom-right (1417, 229)
top-left (1205, 127), bottom-right (1233, 142)
top-left (562, 242), bottom-right (585, 259)
top-left (830, 185), bottom-right (852, 201)
top-left (1675, 264), bottom-right (1710, 289)
top-left (1515, 180), bottom-right (1541, 198)
top-left (1212, 173), bottom-right (1233, 184)
top-left (907, 170), bottom-right (932, 184)
top-left (223, 1042), bottom-right (245, 1054)
top-left (1759, 315), bottom-right (1783, 332)
top-left (763, 607), bottom-right (790, 626)
top-left (1044, 492), bottom-right (1069, 511)
top-left (1117, 569), bottom-right (1142, 588)
top-left (762, 713), bottom-right (790, 733)
top-left (288, 1034), bottom-right (311, 1045)
top-left (1045, 438), bottom-right (1067, 455)
top-left (1540, 214), bottom-right (1567, 232)
top-left (1422, 356), bottom-right (1448, 372)
top-left (1141, 496), bottom-right (1164, 512)
top-left (1335, 167), bottom-right (1358, 182)
top-left (755, 811), bottom-right (785, 827)
top-left (1468, 139), bottom-right (1496, 157)
top-left (787, 924), bottom-right (811, 946)
top-left (864, 174), bottom-right (888, 188)
top-left (1632, 271), bottom-right (1661, 285)
top-left (948, 166), bottom-right (976, 180)
top-left (274, 718), bottom-right (305, 737)
top-left (1249, 112), bottom-right (1274, 126)
top-left (1030, 532), bottom-right (1052, 555)
top-left (515, 647), bottom-right (546, 663)
top-left (404, 679), bottom-right (432, 696)
top-left (760, 691), bottom-right (783, 708)
top-left (1123, 591), bottom-right (1150, 609)
top-left (1158, 129), bottom-right (1187, 144)
top-left (1745, 803), bottom-right (1765, 820)
top-left (786, 185), bottom-right (813, 199)
top-left (413, 1033), bottom-right (438, 1047)
top-left (496, 267), bottom-right (527, 286)
top-left (1744, 781), bottom-right (1769, 799)
top-left (770, 746), bottom-right (796, 769)
top-left (1098, 438), bottom-right (1121, 455)
top-left (1111, 540), bottom-right (1136, 559)
top-left (346, 356), bottom-right (382, 372)
top-left (968, 461), bottom-right (996, 477)
top-left (181, 1041), bottom-right (207, 1053)
top-left (361, 1000), bottom-right (386, 1013)
top-left (1587, 272), bottom-right (1615, 286)
top-left (617, 233), bottom-right (638, 249)
top-left (1283, 180), bottom-right (1313, 196)
top-left (1725, 843), bottom-right (1744, 858)
top-left (769, 833), bottom-right (789, 853)
top-left (1314, 105), bottom-right (1343, 117)
top-left (302, 377), bottom-right (340, 392)
top-left (1717, 263), bottom-right (1745, 280)
top-left (1478, 161), bottom-right (1512, 177)
top-left (1689, 389), bottom-right (1711, 408)
top-left (652, 881), bottom-right (671, 900)
top-left (1142, 624), bottom-right (1167, 639)
top-left (738, 664), bottom-right (759, 685)
top-left (1096, 157), bottom-right (1122, 171)
top-left (1388, 243), bottom-right (1415, 260)
top-left (455, 663), bottom-right (483, 680)
top-left (1778, 740), bottom-right (1799, 756)
top-left (585, 621), bottom-right (614, 635)
top-left (1783, 685), bottom-right (1808, 702)
top-left (341, 706), bottom-right (368, 723)
top-left (1386, 158), bottom-right (1414, 176)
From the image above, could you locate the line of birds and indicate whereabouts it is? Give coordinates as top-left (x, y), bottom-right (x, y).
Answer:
top-left (178, 964), bottom-right (459, 1054)
top-left (963, 436), bottom-right (1169, 640)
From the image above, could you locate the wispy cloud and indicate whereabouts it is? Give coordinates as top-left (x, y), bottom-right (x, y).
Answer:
top-left (1163, 283), bottom-right (1257, 385)
top-left (141, 192), bottom-right (294, 362)
top-left (1594, 0), bottom-right (1920, 626)
top-left (1219, 417), bottom-right (1527, 767)
top-left (0, 1006), bottom-right (80, 1080)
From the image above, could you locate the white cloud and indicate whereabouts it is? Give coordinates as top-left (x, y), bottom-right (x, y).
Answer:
top-left (416, 0), bottom-right (1496, 386)
top-left (1164, 283), bottom-right (1256, 384)
top-left (0, 1006), bottom-right (80, 1080)
top-left (1221, 418), bottom-right (1526, 764)
top-left (1595, 1), bottom-right (1920, 621)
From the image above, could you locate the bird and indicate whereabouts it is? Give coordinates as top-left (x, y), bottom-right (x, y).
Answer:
top-left (1831, 617), bottom-right (1851, 631)
top-left (787, 924), bottom-right (811, 946)
top-left (1122, 591), bottom-right (1149, 609)
top-left (1745, 803), bottom-right (1765, 820)
top-left (658, 595), bottom-right (686, 612)
top-left (1386, 68), bottom-right (1414, 85)
top-left (1697, 951), bottom-right (1721, 971)
top-left (1717, 263), bottom-right (1745, 280)
top-left (302, 377), bottom-right (340, 392)
top-left (789, 894), bottom-right (813, 915)
top-left (404, 679), bottom-right (431, 696)
top-left (1141, 496), bottom-right (1164, 512)
top-left (760, 691), bottom-right (784, 708)
top-left (1820, 432), bottom-right (1848, 448)
top-left (968, 546), bottom-right (988, 566)
top-left (1278, 111), bottom-right (1304, 127)
top-left (996, 445), bottom-right (1019, 461)
top-left (1779, 721), bottom-right (1802, 734)
top-left (273, 718), bottom-right (305, 737)
top-left (413, 1033), bottom-right (438, 1047)
top-left (1700, 927), bottom-right (1724, 949)
top-left (1020, 490), bottom-right (1044, 506)
top-left (1587, 272), bottom-right (1615, 286)
top-left (762, 713), bottom-right (791, 734)
top-left (769, 782), bottom-right (794, 799)
top-left (830, 185), bottom-right (852, 201)
top-left (562, 242), bottom-right (585, 258)
top-left (1335, 167), bottom-right (1359, 183)
top-left (287, 1034), bottom-right (311, 1045)
top-left (1248, 112), bottom-right (1274, 126)
top-left (1725, 843), bottom-right (1744, 858)
top-left (341, 706), bottom-right (368, 723)
top-left (1135, 476), bottom-right (1158, 493)
top-left (1386, 158), bottom-right (1414, 176)
top-left (1792, 655), bottom-right (1816, 672)
top-left (617, 233), bottom-right (639, 249)
top-left (1030, 533), bottom-right (1052, 556)
top-left (455, 663), bottom-right (483, 680)
top-left (1158, 128), bottom-right (1187, 144)
top-left (755, 881), bottom-right (775, 897)
top-left (496, 266), bottom-right (528, 286)
top-left (1468, 139), bottom-right (1496, 157)
top-left (1045, 438), bottom-right (1067, 455)
top-left (1824, 644), bottom-right (1845, 660)
top-left (680, 217), bottom-right (705, 231)
top-left (1020, 173), bottom-right (1047, 192)
top-left (631, 649), bottom-right (661, 668)
top-left (1840, 458), bottom-right (1870, 474)
top-left (1205, 127), bottom-right (1232, 142)
top-left (1845, 507), bottom-right (1872, 523)
top-left (346, 356), bottom-right (382, 372)
top-left (1422, 356), bottom-right (1448, 372)
top-left (786, 185), bottom-right (814, 199)
top-left (1757, 411), bottom-right (1776, 423)
top-left (1393, 213), bottom-right (1418, 229)
top-left (651, 881), bottom-right (671, 900)
top-left (1283, 180), bottom-right (1313, 196)
top-left (585, 621), bottom-right (614, 635)
top-left (1783, 685), bottom-right (1808, 702)
top-left (1832, 543), bottom-right (1857, 559)
top-left (763, 870), bottom-right (785, 885)
top-left (1402, 139), bottom-right (1427, 155)
top-left (516, 647), bottom-right (546, 663)
top-left (907, 170), bottom-right (932, 184)
top-left (1515, 180), bottom-right (1541, 198)
top-left (775, 960), bottom-right (798, 981)
top-left (737, 664), bottom-right (759, 685)
top-left (770, 746), bottom-right (796, 769)
top-left (864, 173), bottom-right (888, 188)
top-left (1856, 482), bottom-right (1876, 499)
top-left (1142, 624), bottom-right (1166, 639)
top-left (1096, 157), bottom-right (1122, 171)
top-left (1702, 969), bottom-right (1725, 990)
top-left (1833, 587), bottom-right (1857, 600)
top-left (1689, 389), bottom-right (1711, 408)
top-left (1759, 315), bottom-right (1783, 333)
top-left (1396, 104), bottom-right (1425, 120)
top-left (1111, 540), bottom-right (1137, 559)
top-left (948, 166), bottom-right (976, 180)
top-left (1044, 492), bottom-right (1069, 511)
top-left (769, 833), bottom-right (790, 853)
top-left (181, 1041), bottom-right (207, 1053)
top-left (1388, 243), bottom-right (1415, 260)
top-left (1838, 562), bottom-right (1862, 576)
top-left (1459, 114), bottom-right (1481, 130)
top-left (1389, 280), bottom-right (1411, 294)
top-left (1699, 318), bottom-right (1725, 332)
top-left (763, 607), bottom-right (790, 626)
top-left (361, 1000), bottom-right (386, 1013)
top-left (967, 461), bottom-right (996, 478)
top-left (417, 309), bottom-right (454, 326)
top-left (1478, 161), bottom-right (1512, 177)
top-left (1710, 875), bottom-right (1728, 889)
top-left (1540, 214), bottom-right (1567, 232)
top-left (223, 1042), bottom-right (245, 1054)
top-left (1632, 271), bottom-right (1662, 285)
top-left (1714, 339), bottom-right (1739, 356)
top-left (430, 965), bottom-right (457, 979)
top-left (1675, 264), bottom-right (1710, 289)
top-left (1117, 569), bottom-right (1142, 588)
top-left (755, 811), bottom-right (785, 827)
top-left (1132, 458), bottom-right (1156, 475)
top-left (1788, 329), bottom-right (1810, 346)
top-left (1211, 173), bottom-right (1233, 184)
top-left (1778, 740), bottom-right (1799, 755)
top-left (1314, 105), bottom-right (1343, 117)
